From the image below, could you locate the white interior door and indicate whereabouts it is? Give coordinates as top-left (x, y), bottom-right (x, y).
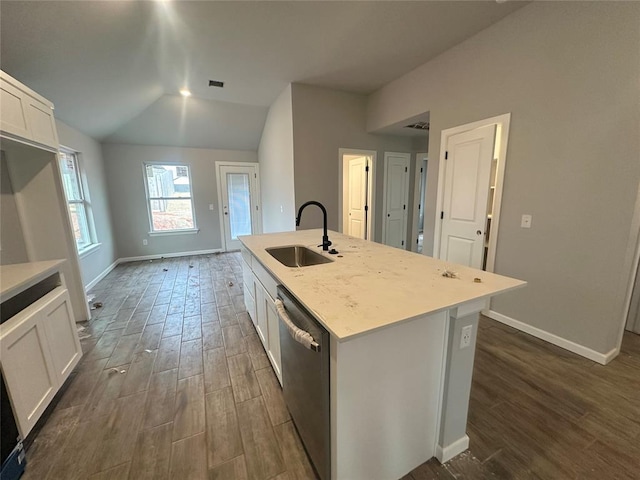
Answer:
top-left (347, 156), bottom-right (368, 239)
top-left (439, 124), bottom-right (496, 268)
top-left (382, 152), bottom-right (410, 249)
top-left (217, 163), bottom-right (260, 251)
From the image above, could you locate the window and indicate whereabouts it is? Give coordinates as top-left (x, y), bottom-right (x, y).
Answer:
top-left (144, 163), bottom-right (196, 233)
top-left (58, 150), bottom-right (96, 252)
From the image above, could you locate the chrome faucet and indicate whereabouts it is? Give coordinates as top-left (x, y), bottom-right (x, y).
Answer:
top-left (295, 201), bottom-right (332, 251)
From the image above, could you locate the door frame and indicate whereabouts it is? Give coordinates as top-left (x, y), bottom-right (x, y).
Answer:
top-left (411, 153), bottom-right (428, 252)
top-left (382, 151), bottom-right (411, 248)
top-left (215, 161), bottom-right (262, 251)
top-left (433, 113), bottom-right (511, 273)
top-left (338, 148), bottom-right (376, 241)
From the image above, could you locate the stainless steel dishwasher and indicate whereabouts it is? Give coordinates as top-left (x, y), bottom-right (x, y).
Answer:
top-left (276, 285), bottom-right (330, 480)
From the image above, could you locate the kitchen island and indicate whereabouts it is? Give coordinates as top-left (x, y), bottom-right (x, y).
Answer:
top-left (240, 230), bottom-right (525, 480)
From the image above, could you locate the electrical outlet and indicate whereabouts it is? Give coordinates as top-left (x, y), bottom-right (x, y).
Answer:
top-left (143, 239), bottom-right (148, 246)
top-left (460, 325), bottom-right (473, 349)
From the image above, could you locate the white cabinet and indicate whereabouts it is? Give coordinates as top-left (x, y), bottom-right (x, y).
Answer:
top-left (0, 70), bottom-right (59, 151)
top-left (1, 286), bottom-right (81, 438)
top-left (40, 288), bottom-right (82, 382)
top-left (0, 307), bottom-right (58, 438)
top-left (241, 246), bottom-right (282, 384)
top-left (266, 299), bottom-right (282, 381)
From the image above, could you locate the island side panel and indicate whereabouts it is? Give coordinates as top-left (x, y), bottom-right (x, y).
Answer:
top-left (330, 311), bottom-right (448, 480)
top-left (437, 307), bottom-right (481, 462)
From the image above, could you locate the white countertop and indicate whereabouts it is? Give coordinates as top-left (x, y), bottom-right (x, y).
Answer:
top-left (240, 230), bottom-right (526, 341)
top-left (0, 260), bottom-right (65, 302)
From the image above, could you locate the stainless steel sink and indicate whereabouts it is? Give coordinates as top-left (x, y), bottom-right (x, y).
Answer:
top-left (266, 245), bottom-right (333, 267)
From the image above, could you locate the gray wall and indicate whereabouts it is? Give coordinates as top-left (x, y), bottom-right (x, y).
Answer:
top-left (57, 120), bottom-right (118, 287)
top-left (258, 85), bottom-right (296, 233)
top-left (291, 84), bottom-right (413, 242)
top-left (367, 2), bottom-right (640, 355)
top-left (102, 143), bottom-right (257, 258)
top-left (0, 153), bottom-right (28, 265)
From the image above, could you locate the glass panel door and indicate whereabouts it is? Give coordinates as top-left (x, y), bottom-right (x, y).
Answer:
top-left (218, 163), bottom-right (260, 251)
top-left (227, 173), bottom-right (252, 240)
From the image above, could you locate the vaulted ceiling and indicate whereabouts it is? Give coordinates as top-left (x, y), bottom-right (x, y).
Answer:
top-left (0, 1), bottom-right (525, 150)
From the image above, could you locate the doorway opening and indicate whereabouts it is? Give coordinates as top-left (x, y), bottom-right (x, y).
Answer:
top-left (412, 153), bottom-right (428, 253)
top-left (215, 162), bottom-right (261, 251)
top-left (338, 149), bottom-right (376, 241)
top-left (433, 113), bottom-right (511, 272)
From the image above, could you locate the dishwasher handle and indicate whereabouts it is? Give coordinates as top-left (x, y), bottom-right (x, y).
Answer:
top-left (275, 299), bottom-right (321, 352)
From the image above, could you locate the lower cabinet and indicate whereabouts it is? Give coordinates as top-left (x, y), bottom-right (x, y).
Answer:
top-left (242, 251), bottom-right (282, 385)
top-left (0, 287), bottom-right (82, 437)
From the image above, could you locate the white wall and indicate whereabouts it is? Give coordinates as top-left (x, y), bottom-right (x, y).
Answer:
top-left (102, 144), bottom-right (257, 259)
top-left (258, 85), bottom-right (296, 233)
top-left (0, 153), bottom-right (28, 265)
top-left (367, 2), bottom-right (640, 356)
top-left (56, 120), bottom-right (118, 288)
top-left (291, 84), bottom-right (413, 242)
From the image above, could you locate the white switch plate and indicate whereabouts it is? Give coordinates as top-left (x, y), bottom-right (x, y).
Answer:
top-left (142, 239), bottom-right (148, 246)
top-left (209, 204), bottom-right (214, 211)
top-left (521, 214), bottom-right (532, 228)
top-left (460, 325), bottom-right (473, 349)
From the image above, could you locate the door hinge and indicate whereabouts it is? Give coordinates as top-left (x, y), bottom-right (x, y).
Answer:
top-left (420, 167), bottom-right (423, 173)
top-left (365, 165), bottom-right (369, 172)
top-left (441, 211), bottom-right (444, 219)
top-left (254, 173), bottom-right (257, 178)
top-left (401, 240), bottom-right (405, 246)
top-left (416, 238), bottom-right (419, 244)
top-left (403, 204), bottom-right (406, 210)
top-left (364, 205), bottom-right (368, 211)
top-left (405, 167), bottom-right (408, 172)
top-left (445, 151), bottom-right (448, 160)
top-left (256, 205), bottom-right (259, 210)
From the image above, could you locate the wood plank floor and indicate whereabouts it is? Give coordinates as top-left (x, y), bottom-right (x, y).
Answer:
top-left (21, 253), bottom-right (640, 479)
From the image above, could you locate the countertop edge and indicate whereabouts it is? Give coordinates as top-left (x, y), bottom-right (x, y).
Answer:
top-left (0, 260), bottom-right (66, 303)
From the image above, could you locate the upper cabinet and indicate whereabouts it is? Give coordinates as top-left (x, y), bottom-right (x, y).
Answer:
top-left (0, 70), bottom-right (59, 151)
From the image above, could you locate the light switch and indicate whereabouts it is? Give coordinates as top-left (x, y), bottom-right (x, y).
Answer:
top-left (209, 204), bottom-right (214, 211)
top-left (521, 214), bottom-right (532, 228)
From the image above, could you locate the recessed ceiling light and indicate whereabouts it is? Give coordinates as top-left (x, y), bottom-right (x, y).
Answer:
top-left (180, 89), bottom-right (191, 97)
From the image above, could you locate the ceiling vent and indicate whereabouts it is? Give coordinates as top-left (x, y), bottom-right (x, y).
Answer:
top-left (404, 122), bottom-right (430, 131)
top-left (209, 80), bottom-right (224, 88)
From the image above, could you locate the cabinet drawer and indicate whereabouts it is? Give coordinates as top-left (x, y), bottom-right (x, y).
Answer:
top-left (240, 244), bottom-right (252, 266)
top-left (252, 259), bottom-right (278, 301)
top-left (242, 259), bottom-right (254, 293)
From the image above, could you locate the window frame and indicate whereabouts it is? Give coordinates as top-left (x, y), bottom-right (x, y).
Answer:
top-left (143, 162), bottom-right (198, 235)
top-left (58, 148), bottom-right (99, 256)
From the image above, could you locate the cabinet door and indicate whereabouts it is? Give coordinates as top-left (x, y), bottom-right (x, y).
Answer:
top-left (255, 280), bottom-right (268, 346)
top-left (0, 78), bottom-right (31, 140)
top-left (242, 260), bottom-right (257, 326)
top-left (0, 312), bottom-right (58, 438)
top-left (41, 288), bottom-right (82, 384)
top-left (25, 97), bottom-right (58, 149)
top-left (266, 299), bottom-right (282, 385)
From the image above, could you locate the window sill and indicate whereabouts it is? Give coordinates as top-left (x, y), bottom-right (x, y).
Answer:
top-left (149, 229), bottom-right (200, 237)
top-left (78, 243), bottom-right (102, 259)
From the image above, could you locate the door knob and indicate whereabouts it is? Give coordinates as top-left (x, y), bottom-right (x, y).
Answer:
top-left (476, 230), bottom-right (482, 235)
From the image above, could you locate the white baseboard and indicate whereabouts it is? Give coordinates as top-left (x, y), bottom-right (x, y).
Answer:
top-left (485, 310), bottom-right (619, 365)
top-left (84, 260), bottom-right (118, 291)
top-left (118, 248), bottom-right (224, 264)
top-left (436, 435), bottom-right (469, 464)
